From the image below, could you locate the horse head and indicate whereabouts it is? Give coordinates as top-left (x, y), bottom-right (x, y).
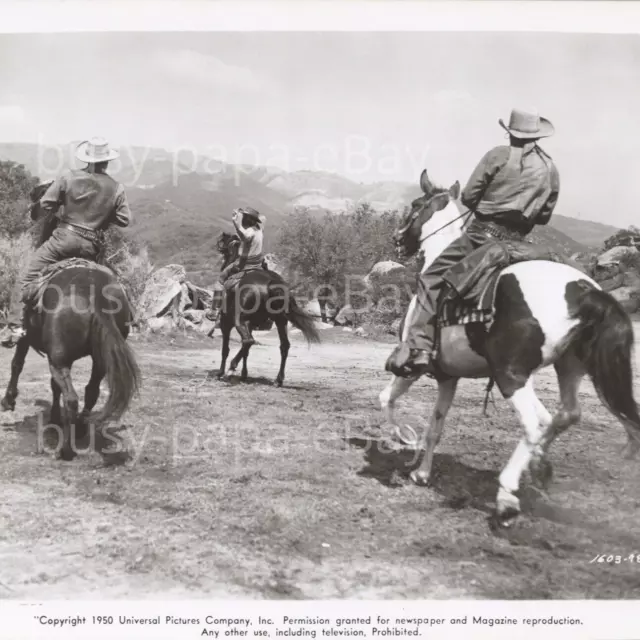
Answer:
top-left (393, 169), bottom-right (461, 259)
top-left (216, 231), bottom-right (241, 269)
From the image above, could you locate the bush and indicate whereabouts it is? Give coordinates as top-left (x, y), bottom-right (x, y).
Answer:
top-left (104, 228), bottom-right (154, 309)
top-left (0, 233), bottom-right (36, 318)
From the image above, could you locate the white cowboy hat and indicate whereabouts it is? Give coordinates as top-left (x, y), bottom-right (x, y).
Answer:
top-left (499, 107), bottom-right (554, 139)
top-left (75, 137), bottom-right (120, 163)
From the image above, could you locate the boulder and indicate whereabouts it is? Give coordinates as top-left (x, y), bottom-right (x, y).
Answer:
top-left (334, 304), bottom-right (358, 326)
top-left (599, 273), bottom-right (625, 292)
top-left (609, 286), bottom-right (640, 314)
top-left (303, 298), bottom-right (337, 321)
top-left (264, 253), bottom-right (284, 276)
top-left (137, 264), bottom-right (186, 321)
top-left (185, 282), bottom-right (213, 310)
top-left (364, 260), bottom-right (406, 286)
top-left (597, 246), bottom-right (638, 269)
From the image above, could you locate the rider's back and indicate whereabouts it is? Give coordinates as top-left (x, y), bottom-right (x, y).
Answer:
top-left (42, 169), bottom-right (128, 231)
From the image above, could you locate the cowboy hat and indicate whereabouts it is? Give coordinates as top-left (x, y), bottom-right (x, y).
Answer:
top-left (499, 108), bottom-right (554, 139)
top-left (234, 207), bottom-right (266, 226)
top-left (75, 137), bottom-right (120, 164)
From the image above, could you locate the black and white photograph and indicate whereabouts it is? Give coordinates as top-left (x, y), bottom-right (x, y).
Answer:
top-left (0, 0), bottom-right (639, 636)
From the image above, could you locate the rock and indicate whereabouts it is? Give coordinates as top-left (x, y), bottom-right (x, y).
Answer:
top-left (599, 273), bottom-right (625, 292)
top-left (334, 304), bottom-right (358, 326)
top-left (365, 260), bottom-right (406, 284)
top-left (597, 246), bottom-right (638, 269)
top-left (354, 327), bottom-right (367, 337)
top-left (609, 286), bottom-right (640, 313)
top-left (137, 264), bottom-right (186, 320)
top-left (183, 309), bottom-right (205, 324)
top-left (264, 253), bottom-right (284, 276)
top-left (147, 316), bottom-right (175, 332)
top-left (185, 282), bottom-right (213, 310)
top-left (303, 298), bottom-right (337, 321)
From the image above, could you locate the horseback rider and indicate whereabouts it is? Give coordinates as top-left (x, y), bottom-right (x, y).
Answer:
top-left (206, 206), bottom-right (266, 325)
top-left (386, 107), bottom-right (560, 378)
top-left (0, 137), bottom-right (131, 347)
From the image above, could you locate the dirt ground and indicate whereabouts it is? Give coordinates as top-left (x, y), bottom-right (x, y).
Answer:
top-left (1, 323), bottom-right (640, 600)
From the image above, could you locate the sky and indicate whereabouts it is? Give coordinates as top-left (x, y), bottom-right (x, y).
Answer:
top-left (1, 31), bottom-right (640, 226)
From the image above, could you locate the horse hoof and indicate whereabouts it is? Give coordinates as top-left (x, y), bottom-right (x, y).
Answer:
top-left (494, 489), bottom-right (520, 528)
top-left (490, 507), bottom-right (520, 530)
top-left (58, 448), bottom-right (77, 462)
top-left (0, 397), bottom-right (15, 412)
top-left (274, 378), bottom-right (283, 387)
top-left (410, 470), bottom-right (430, 486)
top-left (530, 457), bottom-right (553, 490)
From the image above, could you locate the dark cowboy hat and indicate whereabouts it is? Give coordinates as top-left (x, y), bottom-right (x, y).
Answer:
top-left (234, 207), bottom-right (266, 226)
top-left (499, 107), bottom-right (554, 139)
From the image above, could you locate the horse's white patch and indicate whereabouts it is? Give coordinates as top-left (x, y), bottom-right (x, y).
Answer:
top-left (502, 261), bottom-right (599, 365)
top-left (420, 199), bottom-right (466, 273)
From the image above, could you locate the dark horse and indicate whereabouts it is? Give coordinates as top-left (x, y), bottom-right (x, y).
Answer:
top-left (213, 232), bottom-right (320, 385)
top-left (0, 183), bottom-right (141, 461)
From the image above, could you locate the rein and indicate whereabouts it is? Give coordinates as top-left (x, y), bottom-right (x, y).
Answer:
top-left (420, 209), bottom-right (473, 242)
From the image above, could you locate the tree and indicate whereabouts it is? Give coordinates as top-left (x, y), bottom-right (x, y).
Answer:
top-left (275, 204), bottom-right (404, 321)
top-left (0, 161), bottom-right (39, 237)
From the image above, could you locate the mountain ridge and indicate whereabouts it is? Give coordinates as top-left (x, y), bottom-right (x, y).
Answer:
top-left (0, 142), bottom-right (620, 281)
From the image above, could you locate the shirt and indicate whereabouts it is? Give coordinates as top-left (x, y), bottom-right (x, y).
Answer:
top-left (40, 168), bottom-right (131, 231)
top-left (461, 142), bottom-right (560, 235)
top-left (239, 225), bottom-right (264, 258)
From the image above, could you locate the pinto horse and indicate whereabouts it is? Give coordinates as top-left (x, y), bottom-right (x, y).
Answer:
top-left (0, 183), bottom-right (141, 461)
top-left (379, 169), bottom-right (640, 526)
top-left (213, 232), bottom-right (320, 385)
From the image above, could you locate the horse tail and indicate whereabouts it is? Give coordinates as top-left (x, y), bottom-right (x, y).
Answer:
top-left (284, 295), bottom-right (321, 345)
top-left (568, 284), bottom-right (640, 455)
top-left (92, 305), bottom-right (141, 423)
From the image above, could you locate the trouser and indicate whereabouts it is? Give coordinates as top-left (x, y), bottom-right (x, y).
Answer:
top-left (5, 227), bottom-right (100, 325)
top-left (404, 222), bottom-right (494, 352)
top-left (209, 256), bottom-right (265, 318)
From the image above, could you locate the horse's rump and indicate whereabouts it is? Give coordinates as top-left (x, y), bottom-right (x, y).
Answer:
top-left (29, 258), bottom-right (130, 320)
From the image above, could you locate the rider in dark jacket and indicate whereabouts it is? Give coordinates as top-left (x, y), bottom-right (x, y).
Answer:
top-left (385, 107), bottom-right (560, 378)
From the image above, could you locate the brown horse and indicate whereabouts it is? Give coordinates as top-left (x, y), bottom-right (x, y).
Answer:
top-left (0, 184), bottom-right (141, 461)
top-left (213, 232), bottom-right (320, 386)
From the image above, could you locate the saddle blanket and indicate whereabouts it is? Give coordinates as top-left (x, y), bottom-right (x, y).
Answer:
top-left (26, 258), bottom-right (118, 311)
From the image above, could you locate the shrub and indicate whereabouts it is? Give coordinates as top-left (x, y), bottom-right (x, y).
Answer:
top-left (0, 233), bottom-right (36, 318)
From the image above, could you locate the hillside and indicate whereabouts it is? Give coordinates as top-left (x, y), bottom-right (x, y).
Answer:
top-left (0, 142), bottom-right (620, 280)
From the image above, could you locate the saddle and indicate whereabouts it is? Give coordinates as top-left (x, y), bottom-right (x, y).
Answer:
top-left (25, 258), bottom-right (118, 313)
top-left (223, 260), bottom-right (269, 291)
top-left (434, 240), bottom-right (575, 332)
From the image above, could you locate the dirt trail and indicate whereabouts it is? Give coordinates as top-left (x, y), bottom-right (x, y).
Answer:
top-left (1, 325), bottom-right (639, 599)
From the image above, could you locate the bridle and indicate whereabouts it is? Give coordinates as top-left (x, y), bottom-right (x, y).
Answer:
top-left (396, 192), bottom-right (472, 250)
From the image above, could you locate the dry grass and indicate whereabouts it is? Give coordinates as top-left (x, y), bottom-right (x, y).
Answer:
top-left (0, 326), bottom-right (639, 598)
top-left (0, 233), bottom-right (35, 318)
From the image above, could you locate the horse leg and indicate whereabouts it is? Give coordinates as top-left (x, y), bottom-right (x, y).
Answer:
top-left (77, 359), bottom-right (105, 439)
top-left (228, 343), bottom-right (252, 381)
top-left (0, 336), bottom-right (30, 411)
top-left (49, 376), bottom-right (62, 426)
top-left (49, 362), bottom-right (80, 461)
top-left (274, 317), bottom-right (290, 387)
top-left (530, 354), bottom-right (584, 489)
top-left (495, 377), bottom-right (553, 526)
top-left (409, 378), bottom-right (459, 486)
top-left (379, 374), bottom-right (420, 442)
top-left (216, 316), bottom-right (232, 379)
